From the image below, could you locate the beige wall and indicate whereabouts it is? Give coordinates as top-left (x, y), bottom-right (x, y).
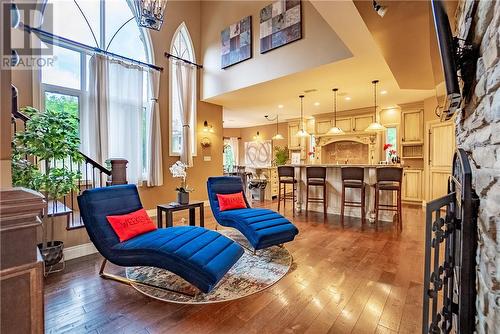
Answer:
top-left (200, 0), bottom-right (352, 100)
top-left (1, 4), bottom-right (12, 187)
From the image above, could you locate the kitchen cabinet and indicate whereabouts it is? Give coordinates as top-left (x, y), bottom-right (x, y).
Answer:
top-left (402, 169), bottom-right (422, 202)
top-left (401, 109), bottom-right (424, 144)
top-left (353, 115), bottom-right (374, 132)
top-left (335, 117), bottom-right (352, 133)
top-left (315, 118), bottom-right (332, 135)
top-left (288, 122), bottom-right (300, 148)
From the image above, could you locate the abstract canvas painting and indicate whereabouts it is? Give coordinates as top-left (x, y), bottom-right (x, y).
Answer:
top-left (221, 16), bottom-right (252, 69)
top-left (260, 0), bottom-right (301, 53)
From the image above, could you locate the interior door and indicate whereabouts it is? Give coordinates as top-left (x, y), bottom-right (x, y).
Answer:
top-left (426, 120), bottom-right (455, 202)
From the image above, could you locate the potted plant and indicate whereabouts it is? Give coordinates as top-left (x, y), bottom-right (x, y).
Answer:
top-left (274, 146), bottom-right (289, 166)
top-left (12, 106), bottom-right (82, 270)
top-left (169, 161), bottom-right (193, 205)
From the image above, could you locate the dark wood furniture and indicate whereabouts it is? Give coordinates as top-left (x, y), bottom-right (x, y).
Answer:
top-left (374, 167), bottom-right (403, 228)
top-left (0, 188), bottom-right (46, 334)
top-left (157, 201), bottom-right (205, 228)
top-left (340, 167), bottom-right (366, 225)
top-left (305, 166), bottom-right (327, 216)
top-left (277, 166), bottom-right (297, 216)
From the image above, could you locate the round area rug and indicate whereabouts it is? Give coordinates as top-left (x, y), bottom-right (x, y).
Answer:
top-left (125, 229), bottom-right (292, 304)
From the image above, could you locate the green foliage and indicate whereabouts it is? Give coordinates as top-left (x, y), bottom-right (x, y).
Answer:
top-left (12, 106), bottom-right (82, 200)
top-left (274, 146), bottom-right (289, 166)
top-left (44, 93), bottom-right (78, 119)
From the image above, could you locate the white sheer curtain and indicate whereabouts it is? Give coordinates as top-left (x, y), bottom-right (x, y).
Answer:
top-left (81, 54), bottom-right (145, 185)
top-left (172, 60), bottom-right (197, 166)
top-left (230, 137), bottom-right (240, 165)
top-left (145, 69), bottom-right (163, 186)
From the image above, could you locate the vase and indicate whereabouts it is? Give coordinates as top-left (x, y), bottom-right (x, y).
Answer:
top-left (38, 240), bottom-right (64, 267)
top-left (177, 191), bottom-right (189, 205)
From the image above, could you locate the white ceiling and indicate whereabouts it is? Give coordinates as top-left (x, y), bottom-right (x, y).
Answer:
top-left (205, 0), bottom-right (438, 128)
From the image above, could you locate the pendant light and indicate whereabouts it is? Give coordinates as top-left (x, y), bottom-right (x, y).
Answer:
top-left (272, 113), bottom-right (284, 140)
top-left (328, 88), bottom-right (344, 135)
top-left (296, 95), bottom-right (309, 137)
top-left (365, 80), bottom-right (386, 132)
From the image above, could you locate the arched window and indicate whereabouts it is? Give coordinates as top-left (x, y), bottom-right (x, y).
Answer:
top-left (39, 0), bottom-right (152, 118)
top-left (37, 0), bottom-right (156, 183)
top-left (169, 23), bottom-right (196, 156)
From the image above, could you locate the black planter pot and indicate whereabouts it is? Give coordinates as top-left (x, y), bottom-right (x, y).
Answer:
top-left (38, 241), bottom-right (64, 266)
top-left (177, 191), bottom-right (189, 205)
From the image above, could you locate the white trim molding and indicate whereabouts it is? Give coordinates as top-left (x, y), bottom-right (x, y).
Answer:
top-left (63, 242), bottom-right (98, 261)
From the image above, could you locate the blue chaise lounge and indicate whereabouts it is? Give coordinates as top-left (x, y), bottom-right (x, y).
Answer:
top-left (78, 185), bottom-right (244, 294)
top-left (207, 176), bottom-right (299, 251)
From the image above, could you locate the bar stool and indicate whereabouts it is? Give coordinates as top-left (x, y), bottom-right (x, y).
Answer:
top-left (278, 166), bottom-right (297, 216)
top-left (305, 166), bottom-right (327, 216)
top-left (340, 167), bottom-right (366, 225)
top-left (374, 167), bottom-right (403, 228)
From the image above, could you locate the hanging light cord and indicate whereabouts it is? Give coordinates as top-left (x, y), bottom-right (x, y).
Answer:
top-left (333, 88), bottom-right (338, 127)
top-left (373, 80), bottom-right (378, 122)
top-left (300, 95), bottom-right (305, 131)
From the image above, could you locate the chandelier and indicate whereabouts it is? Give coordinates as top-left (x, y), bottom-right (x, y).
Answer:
top-left (134, 0), bottom-right (167, 31)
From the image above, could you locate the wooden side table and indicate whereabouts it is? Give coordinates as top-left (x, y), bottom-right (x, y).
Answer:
top-left (157, 201), bottom-right (205, 228)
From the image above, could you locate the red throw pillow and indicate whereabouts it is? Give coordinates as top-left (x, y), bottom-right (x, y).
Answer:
top-left (106, 208), bottom-right (157, 242)
top-left (217, 192), bottom-right (247, 211)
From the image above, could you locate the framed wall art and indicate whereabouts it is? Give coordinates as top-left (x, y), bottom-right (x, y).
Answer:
top-left (221, 15), bottom-right (252, 69)
top-left (260, 0), bottom-right (302, 53)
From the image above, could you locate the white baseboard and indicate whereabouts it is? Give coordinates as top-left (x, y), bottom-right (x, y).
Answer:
top-left (64, 242), bottom-right (98, 261)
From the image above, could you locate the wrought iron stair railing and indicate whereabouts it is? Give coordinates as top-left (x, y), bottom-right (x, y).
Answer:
top-left (11, 109), bottom-right (127, 230)
top-left (422, 148), bottom-right (479, 334)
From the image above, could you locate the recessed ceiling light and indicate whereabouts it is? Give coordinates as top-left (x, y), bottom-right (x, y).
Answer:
top-left (278, 104), bottom-right (284, 109)
top-left (314, 102), bottom-right (320, 106)
top-left (380, 90), bottom-right (388, 95)
top-left (345, 97), bottom-right (351, 101)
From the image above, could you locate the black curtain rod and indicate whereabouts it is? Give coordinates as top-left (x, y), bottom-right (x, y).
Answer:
top-left (165, 52), bottom-right (203, 69)
top-left (22, 24), bottom-right (164, 72)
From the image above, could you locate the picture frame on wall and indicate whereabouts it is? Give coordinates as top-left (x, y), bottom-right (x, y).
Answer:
top-left (260, 0), bottom-right (302, 54)
top-left (221, 15), bottom-right (252, 69)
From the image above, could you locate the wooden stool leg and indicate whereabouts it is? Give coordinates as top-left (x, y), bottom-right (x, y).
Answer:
top-left (323, 184), bottom-right (327, 216)
top-left (361, 185), bottom-right (366, 224)
top-left (278, 182), bottom-right (281, 211)
top-left (283, 183), bottom-right (286, 210)
top-left (305, 184), bottom-right (309, 216)
top-left (340, 185), bottom-right (345, 226)
top-left (375, 186), bottom-right (379, 225)
top-left (397, 188), bottom-right (402, 230)
top-left (292, 183), bottom-right (295, 217)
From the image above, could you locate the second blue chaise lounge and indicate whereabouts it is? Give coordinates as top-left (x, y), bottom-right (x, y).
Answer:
top-left (207, 176), bottom-right (299, 250)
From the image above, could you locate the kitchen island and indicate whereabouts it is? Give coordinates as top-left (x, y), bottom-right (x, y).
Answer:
top-left (285, 164), bottom-right (400, 222)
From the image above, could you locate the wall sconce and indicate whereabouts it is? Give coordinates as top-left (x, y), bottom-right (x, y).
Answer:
top-left (253, 131), bottom-right (263, 142)
top-left (203, 120), bottom-right (215, 133)
top-left (200, 137), bottom-right (211, 148)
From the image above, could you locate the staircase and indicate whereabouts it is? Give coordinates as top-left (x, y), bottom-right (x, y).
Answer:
top-left (11, 105), bottom-right (127, 230)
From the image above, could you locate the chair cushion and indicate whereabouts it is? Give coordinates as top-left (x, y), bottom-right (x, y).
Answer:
top-left (279, 177), bottom-right (297, 184)
top-left (378, 182), bottom-right (400, 190)
top-left (308, 178), bottom-right (326, 186)
top-left (218, 208), bottom-right (299, 250)
top-left (106, 208), bottom-right (157, 242)
top-left (344, 180), bottom-right (364, 188)
top-left (217, 192), bottom-right (248, 211)
top-left (112, 226), bottom-right (244, 293)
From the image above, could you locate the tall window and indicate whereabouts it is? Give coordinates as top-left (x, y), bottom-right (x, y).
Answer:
top-left (385, 126), bottom-right (397, 160)
top-left (170, 23), bottom-right (196, 155)
top-left (38, 0), bottom-right (152, 172)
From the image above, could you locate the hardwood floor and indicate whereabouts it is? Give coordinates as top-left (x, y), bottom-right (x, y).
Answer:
top-left (44, 201), bottom-right (425, 334)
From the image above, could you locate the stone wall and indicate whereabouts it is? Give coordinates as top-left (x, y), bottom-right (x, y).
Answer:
top-left (454, 0), bottom-right (500, 332)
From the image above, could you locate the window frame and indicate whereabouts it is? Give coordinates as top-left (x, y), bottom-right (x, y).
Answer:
top-left (33, 0), bottom-right (154, 178)
top-left (383, 123), bottom-right (399, 160)
top-left (168, 22), bottom-right (197, 157)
